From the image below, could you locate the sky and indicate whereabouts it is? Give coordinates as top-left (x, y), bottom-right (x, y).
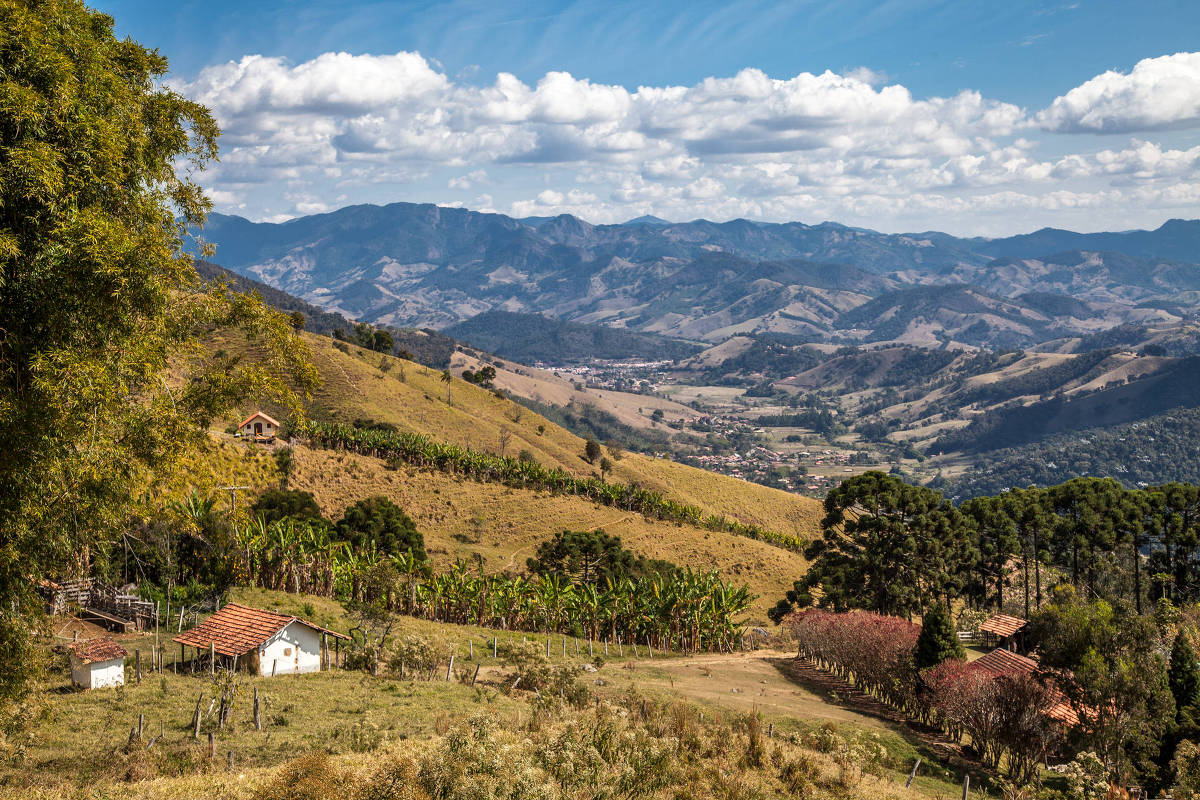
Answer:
top-left (96, 0), bottom-right (1200, 235)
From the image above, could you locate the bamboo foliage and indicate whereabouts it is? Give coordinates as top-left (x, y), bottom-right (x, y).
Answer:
top-left (296, 420), bottom-right (804, 552)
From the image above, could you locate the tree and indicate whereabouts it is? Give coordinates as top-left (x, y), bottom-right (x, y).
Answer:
top-left (527, 529), bottom-right (674, 587)
top-left (337, 496), bottom-right (426, 561)
top-left (793, 472), bottom-right (973, 619)
top-left (0, 0), bottom-right (316, 701)
top-left (1172, 631), bottom-right (1200, 724)
top-left (372, 329), bottom-right (394, 354)
top-left (913, 603), bottom-right (964, 671)
top-left (584, 438), bottom-right (602, 464)
top-left (599, 457), bottom-right (613, 480)
top-left (441, 369), bottom-right (452, 403)
top-left (251, 489), bottom-right (325, 525)
top-left (289, 311), bottom-right (306, 331)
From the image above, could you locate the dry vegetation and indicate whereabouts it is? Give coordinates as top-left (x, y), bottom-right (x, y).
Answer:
top-left (11, 589), bottom-right (973, 800)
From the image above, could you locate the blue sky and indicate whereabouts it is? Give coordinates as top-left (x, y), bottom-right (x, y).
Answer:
top-left (96, 0), bottom-right (1200, 234)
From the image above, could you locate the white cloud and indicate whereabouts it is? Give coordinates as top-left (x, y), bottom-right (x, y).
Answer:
top-left (1039, 51), bottom-right (1200, 133)
top-left (178, 50), bottom-right (1200, 234)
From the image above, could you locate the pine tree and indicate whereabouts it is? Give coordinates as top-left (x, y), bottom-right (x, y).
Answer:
top-left (913, 603), bottom-right (965, 670)
top-left (1170, 630), bottom-right (1200, 723)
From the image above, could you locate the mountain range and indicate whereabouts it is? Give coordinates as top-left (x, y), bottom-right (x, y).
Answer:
top-left (195, 204), bottom-right (1200, 349)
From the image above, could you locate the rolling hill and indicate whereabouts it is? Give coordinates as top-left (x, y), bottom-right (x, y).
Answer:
top-left (204, 328), bottom-right (822, 619)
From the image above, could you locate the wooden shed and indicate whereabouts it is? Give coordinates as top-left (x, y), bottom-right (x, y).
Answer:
top-left (173, 603), bottom-right (348, 676)
top-left (979, 613), bottom-right (1028, 652)
top-left (68, 637), bottom-right (128, 689)
top-left (238, 411), bottom-right (280, 442)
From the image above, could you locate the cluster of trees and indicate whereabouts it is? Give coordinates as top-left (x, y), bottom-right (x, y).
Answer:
top-left (460, 365), bottom-right (496, 388)
top-left (298, 420), bottom-right (805, 552)
top-left (335, 322), bottom-right (395, 354)
top-left (935, 407), bottom-right (1200, 499)
top-left (782, 469), bottom-right (1200, 789)
top-left (772, 472), bottom-right (1200, 623)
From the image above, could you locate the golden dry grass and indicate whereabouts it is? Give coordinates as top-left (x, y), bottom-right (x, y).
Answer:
top-left (285, 444), bottom-right (809, 622)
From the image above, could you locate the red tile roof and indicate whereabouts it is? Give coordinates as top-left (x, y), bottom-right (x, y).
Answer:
top-left (173, 603), bottom-right (347, 658)
top-left (69, 636), bottom-right (128, 664)
top-left (970, 648), bottom-right (1080, 727)
top-left (980, 613), bottom-right (1027, 638)
top-left (238, 411), bottom-right (280, 429)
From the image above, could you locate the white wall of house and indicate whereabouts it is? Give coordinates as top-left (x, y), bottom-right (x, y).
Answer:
top-left (71, 656), bottom-right (125, 689)
top-left (254, 621), bottom-right (323, 676)
top-left (240, 417), bottom-right (276, 437)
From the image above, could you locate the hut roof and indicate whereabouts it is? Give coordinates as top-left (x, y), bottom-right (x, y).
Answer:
top-left (979, 613), bottom-right (1027, 639)
top-left (238, 411), bottom-right (280, 429)
top-left (173, 603), bottom-right (347, 658)
top-left (969, 648), bottom-right (1080, 726)
top-left (68, 636), bottom-right (128, 664)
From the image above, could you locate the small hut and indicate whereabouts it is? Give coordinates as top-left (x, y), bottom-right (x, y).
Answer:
top-left (979, 613), bottom-right (1028, 652)
top-left (68, 637), bottom-right (128, 689)
top-left (173, 603), bottom-right (348, 676)
top-left (238, 411), bottom-right (280, 443)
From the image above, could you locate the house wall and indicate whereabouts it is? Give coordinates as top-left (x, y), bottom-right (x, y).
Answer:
top-left (239, 418), bottom-right (276, 437)
top-left (254, 621), bottom-right (323, 676)
top-left (71, 656), bottom-right (125, 689)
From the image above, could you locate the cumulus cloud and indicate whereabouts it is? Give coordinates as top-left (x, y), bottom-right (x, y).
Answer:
top-left (176, 50), bottom-right (1200, 232)
top-left (1039, 52), bottom-right (1200, 133)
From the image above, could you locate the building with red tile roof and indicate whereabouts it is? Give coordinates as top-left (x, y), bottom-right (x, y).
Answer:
top-left (238, 411), bottom-right (280, 442)
top-left (979, 613), bottom-right (1028, 651)
top-left (68, 636), bottom-right (128, 689)
top-left (173, 603), bottom-right (348, 676)
top-left (969, 648), bottom-right (1080, 727)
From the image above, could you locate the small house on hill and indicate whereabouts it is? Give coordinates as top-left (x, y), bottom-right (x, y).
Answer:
top-left (979, 613), bottom-right (1028, 652)
top-left (238, 411), bottom-right (280, 442)
top-left (173, 603), bottom-right (348, 676)
top-left (68, 637), bottom-right (128, 689)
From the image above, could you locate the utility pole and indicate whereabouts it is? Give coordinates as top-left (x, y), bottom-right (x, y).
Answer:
top-left (218, 485), bottom-right (250, 518)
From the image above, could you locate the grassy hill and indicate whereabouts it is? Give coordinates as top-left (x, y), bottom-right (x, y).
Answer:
top-left (202, 330), bottom-right (821, 619)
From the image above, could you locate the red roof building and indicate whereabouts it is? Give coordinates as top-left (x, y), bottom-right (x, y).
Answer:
top-left (174, 603), bottom-right (347, 676)
top-left (67, 636), bottom-right (128, 689)
top-left (969, 648), bottom-right (1080, 727)
top-left (979, 613), bottom-right (1029, 651)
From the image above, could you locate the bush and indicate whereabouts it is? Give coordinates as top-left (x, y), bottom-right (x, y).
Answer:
top-left (337, 496), bottom-right (426, 561)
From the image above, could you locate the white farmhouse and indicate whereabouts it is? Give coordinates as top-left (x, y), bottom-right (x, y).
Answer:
top-left (238, 411), bottom-right (280, 442)
top-left (173, 603), bottom-right (349, 676)
top-left (68, 637), bottom-right (128, 689)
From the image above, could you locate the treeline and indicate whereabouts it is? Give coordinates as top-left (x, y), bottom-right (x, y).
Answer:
top-left (789, 609), bottom-right (1072, 786)
top-left (753, 409), bottom-right (839, 437)
top-left (296, 420), bottom-right (805, 552)
top-left (774, 471), bottom-right (1200, 622)
top-left (933, 407), bottom-right (1200, 499)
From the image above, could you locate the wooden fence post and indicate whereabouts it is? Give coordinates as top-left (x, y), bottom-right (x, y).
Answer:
top-left (272, 659), bottom-right (277, 677)
top-left (589, 639), bottom-right (594, 658)
top-left (227, 750), bottom-right (234, 770)
top-left (905, 758), bottom-right (922, 788)
top-left (561, 636), bottom-right (566, 657)
top-left (254, 687), bottom-right (262, 732)
top-left (135, 650), bottom-right (141, 684)
top-left (545, 638), bottom-right (550, 658)
top-left (493, 637), bottom-right (498, 658)
top-left (471, 664), bottom-right (480, 686)
top-left (208, 731), bottom-right (215, 759)
top-left (446, 655), bottom-right (455, 681)
top-left (961, 774), bottom-right (970, 800)
top-left (138, 713), bottom-right (144, 739)
top-left (469, 640), bottom-right (473, 660)
top-left (209, 642), bottom-right (214, 675)
top-left (192, 692), bottom-right (203, 741)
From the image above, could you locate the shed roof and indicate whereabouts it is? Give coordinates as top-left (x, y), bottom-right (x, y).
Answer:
top-left (980, 613), bottom-right (1027, 638)
top-left (238, 411), bottom-right (280, 429)
top-left (969, 649), bottom-right (1080, 727)
top-left (69, 636), bottom-right (128, 664)
top-left (173, 603), bottom-right (348, 658)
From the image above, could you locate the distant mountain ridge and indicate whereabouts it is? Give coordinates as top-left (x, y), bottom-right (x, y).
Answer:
top-left (195, 203), bottom-right (1200, 349)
